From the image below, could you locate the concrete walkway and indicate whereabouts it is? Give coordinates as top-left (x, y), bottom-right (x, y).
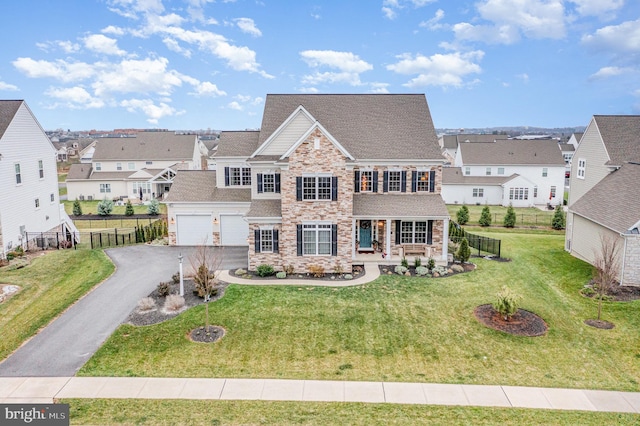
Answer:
top-left (218, 262), bottom-right (381, 287)
top-left (1, 377), bottom-right (639, 414)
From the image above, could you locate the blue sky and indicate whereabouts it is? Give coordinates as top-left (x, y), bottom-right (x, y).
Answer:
top-left (0, 0), bottom-right (639, 131)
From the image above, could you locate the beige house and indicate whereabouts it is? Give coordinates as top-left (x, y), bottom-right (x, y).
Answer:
top-left (565, 115), bottom-right (640, 286)
top-left (66, 132), bottom-right (203, 202)
top-left (165, 94), bottom-right (450, 273)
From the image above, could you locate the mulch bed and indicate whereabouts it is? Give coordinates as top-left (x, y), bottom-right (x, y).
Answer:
top-left (378, 262), bottom-right (476, 277)
top-left (474, 304), bottom-right (548, 337)
top-left (189, 325), bottom-right (225, 343)
top-left (584, 319), bottom-right (615, 329)
top-left (231, 265), bottom-right (366, 281)
top-left (581, 281), bottom-right (640, 302)
top-left (126, 279), bottom-right (227, 327)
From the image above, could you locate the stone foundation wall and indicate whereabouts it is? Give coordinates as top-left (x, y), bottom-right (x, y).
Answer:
top-left (622, 234), bottom-right (640, 286)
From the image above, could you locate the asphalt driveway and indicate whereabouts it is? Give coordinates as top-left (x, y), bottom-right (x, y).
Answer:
top-left (0, 245), bottom-right (247, 377)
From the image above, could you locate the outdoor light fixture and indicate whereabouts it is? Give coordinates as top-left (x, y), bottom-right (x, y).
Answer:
top-left (213, 217), bottom-right (219, 225)
top-left (170, 217), bottom-right (175, 224)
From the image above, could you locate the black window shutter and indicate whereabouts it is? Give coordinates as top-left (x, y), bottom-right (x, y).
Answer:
top-left (383, 171), bottom-right (389, 192)
top-left (257, 174), bottom-right (263, 193)
top-left (331, 176), bottom-right (338, 201)
top-left (224, 167), bottom-right (230, 186)
top-left (273, 230), bottom-right (279, 253)
top-left (331, 224), bottom-right (338, 256)
top-left (254, 229), bottom-right (261, 253)
top-left (296, 225), bottom-right (303, 256)
top-left (275, 174), bottom-right (281, 193)
top-left (354, 170), bottom-right (360, 193)
top-left (395, 220), bottom-right (401, 244)
top-left (427, 220), bottom-right (433, 245)
top-left (296, 177), bottom-right (302, 201)
top-left (429, 170), bottom-right (435, 192)
top-left (411, 171), bottom-right (417, 192)
top-left (401, 171), bottom-right (407, 193)
top-left (372, 171), bottom-right (378, 193)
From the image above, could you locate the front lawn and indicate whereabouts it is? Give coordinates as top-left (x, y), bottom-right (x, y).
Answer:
top-left (63, 200), bottom-right (167, 217)
top-left (79, 232), bottom-right (640, 392)
top-left (0, 249), bottom-right (114, 360)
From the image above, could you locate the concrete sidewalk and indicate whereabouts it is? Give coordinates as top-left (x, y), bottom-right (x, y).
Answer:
top-left (1, 377), bottom-right (639, 413)
top-left (217, 262), bottom-right (381, 287)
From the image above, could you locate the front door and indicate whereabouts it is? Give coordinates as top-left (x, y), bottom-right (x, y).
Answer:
top-left (359, 220), bottom-right (372, 249)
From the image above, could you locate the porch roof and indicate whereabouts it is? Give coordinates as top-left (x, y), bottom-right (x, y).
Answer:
top-left (246, 199), bottom-right (282, 218)
top-left (353, 194), bottom-right (449, 218)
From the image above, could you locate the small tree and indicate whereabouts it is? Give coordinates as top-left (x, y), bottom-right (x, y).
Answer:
top-left (456, 205), bottom-right (470, 225)
top-left (479, 205), bottom-right (492, 227)
top-left (593, 233), bottom-right (621, 321)
top-left (551, 205), bottom-right (565, 230)
top-left (97, 198), bottom-right (114, 216)
top-left (493, 286), bottom-right (522, 321)
top-left (125, 200), bottom-right (134, 216)
top-left (503, 204), bottom-right (516, 228)
top-left (72, 199), bottom-right (82, 216)
top-left (189, 245), bottom-right (223, 333)
top-left (456, 237), bottom-right (471, 263)
top-left (147, 199), bottom-right (160, 215)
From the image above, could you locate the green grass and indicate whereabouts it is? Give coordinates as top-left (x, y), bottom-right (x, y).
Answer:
top-left (0, 249), bottom-right (114, 360)
top-left (79, 232), bottom-right (640, 392)
top-left (63, 399), bottom-right (640, 425)
top-left (63, 200), bottom-right (165, 216)
top-left (448, 205), bottom-right (555, 227)
top-left (58, 173), bottom-right (67, 183)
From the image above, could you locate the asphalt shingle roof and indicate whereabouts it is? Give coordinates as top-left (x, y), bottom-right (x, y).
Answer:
top-left (246, 199), bottom-right (282, 218)
top-left (91, 132), bottom-right (197, 161)
top-left (570, 163), bottom-right (640, 233)
top-left (353, 194), bottom-right (449, 218)
top-left (458, 139), bottom-right (564, 166)
top-left (256, 94), bottom-right (442, 160)
top-left (593, 115), bottom-right (640, 165)
top-left (215, 131), bottom-right (260, 157)
top-left (442, 167), bottom-right (518, 185)
top-left (163, 170), bottom-right (251, 203)
top-left (0, 100), bottom-right (23, 139)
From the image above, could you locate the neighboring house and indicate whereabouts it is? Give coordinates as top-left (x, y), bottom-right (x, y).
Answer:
top-left (565, 115), bottom-right (640, 286)
top-left (78, 140), bottom-right (96, 163)
top-left (0, 100), bottom-right (77, 259)
top-left (53, 143), bottom-right (68, 162)
top-left (441, 139), bottom-right (565, 207)
top-left (438, 133), bottom-right (508, 164)
top-left (558, 143), bottom-right (575, 176)
top-left (164, 94), bottom-right (450, 273)
top-left (66, 132), bottom-right (203, 201)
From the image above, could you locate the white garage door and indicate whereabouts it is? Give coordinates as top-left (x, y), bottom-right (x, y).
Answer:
top-left (176, 215), bottom-right (213, 246)
top-left (220, 215), bottom-right (249, 246)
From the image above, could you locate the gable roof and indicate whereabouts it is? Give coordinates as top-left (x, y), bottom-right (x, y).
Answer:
top-left (558, 143), bottom-right (574, 152)
top-left (458, 139), bottom-right (564, 166)
top-left (215, 131), bottom-right (260, 157)
top-left (441, 134), bottom-right (508, 149)
top-left (592, 115), bottom-right (640, 165)
top-left (163, 170), bottom-right (251, 203)
top-left (0, 100), bottom-right (24, 139)
top-left (257, 94), bottom-right (442, 160)
top-left (91, 131), bottom-right (197, 161)
top-left (570, 163), bottom-right (640, 233)
top-left (442, 167), bottom-right (518, 186)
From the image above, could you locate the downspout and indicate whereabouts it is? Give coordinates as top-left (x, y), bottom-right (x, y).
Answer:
top-left (620, 232), bottom-right (627, 286)
top-left (442, 217), bottom-right (449, 262)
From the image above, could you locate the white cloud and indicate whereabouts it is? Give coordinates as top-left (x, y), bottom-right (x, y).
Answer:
top-left (120, 98), bottom-right (181, 124)
top-left (454, 0), bottom-right (566, 44)
top-left (517, 73), bottom-right (529, 83)
top-left (582, 19), bottom-right (640, 57)
top-left (36, 40), bottom-right (81, 53)
top-left (387, 51), bottom-right (484, 88)
top-left (102, 25), bottom-right (126, 36)
top-left (191, 81), bottom-right (226, 97)
top-left (45, 86), bottom-right (105, 109)
top-left (13, 58), bottom-right (95, 83)
top-left (84, 34), bottom-right (127, 56)
top-left (589, 66), bottom-right (636, 79)
top-left (235, 18), bottom-right (262, 37)
top-left (300, 50), bottom-right (373, 86)
top-left (91, 57), bottom-right (183, 97)
top-left (420, 9), bottom-right (445, 30)
top-left (107, 0), bottom-right (165, 19)
top-left (369, 82), bottom-right (390, 93)
top-left (382, 0), bottom-right (435, 19)
top-left (228, 101), bottom-right (243, 110)
top-left (569, 0), bottom-right (624, 17)
top-left (0, 80), bottom-right (19, 91)
top-left (163, 38), bottom-right (192, 57)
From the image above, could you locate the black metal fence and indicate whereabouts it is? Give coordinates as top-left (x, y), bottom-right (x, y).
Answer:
top-left (23, 231), bottom-right (81, 251)
top-left (449, 222), bottom-right (502, 258)
top-left (88, 219), bottom-right (168, 249)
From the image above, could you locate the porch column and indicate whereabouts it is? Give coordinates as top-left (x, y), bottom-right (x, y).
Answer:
top-left (442, 217), bottom-right (449, 262)
top-left (385, 219), bottom-right (391, 260)
top-left (352, 218), bottom-right (357, 259)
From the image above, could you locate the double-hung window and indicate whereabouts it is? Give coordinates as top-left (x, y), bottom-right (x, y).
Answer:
top-left (15, 163), bottom-right (22, 184)
top-left (472, 188), bottom-right (484, 198)
top-left (464, 167), bottom-right (470, 175)
top-left (257, 173), bottom-right (280, 193)
top-left (577, 158), bottom-right (586, 179)
top-left (550, 186), bottom-right (557, 198)
top-left (509, 187), bottom-right (529, 200)
top-left (497, 167), bottom-right (505, 175)
top-left (360, 170), bottom-right (373, 192)
top-left (95, 162), bottom-right (102, 171)
top-left (117, 162), bottom-right (122, 171)
top-left (486, 167), bottom-right (492, 176)
top-left (303, 224), bottom-right (332, 255)
top-left (398, 221), bottom-right (432, 244)
top-left (411, 170), bottom-right (435, 192)
top-left (35, 198), bottom-right (40, 209)
top-left (100, 183), bottom-right (111, 193)
top-left (300, 175), bottom-right (334, 200)
top-left (226, 167), bottom-right (251, 186)
top-left (387, 171), bottom-right (401, 192)
top-left (542, 167), bottom-right (548, 177)
top-left (38, 160), bottom-right (44, 179)
top-left (416, 171), bottom-right (429, 192)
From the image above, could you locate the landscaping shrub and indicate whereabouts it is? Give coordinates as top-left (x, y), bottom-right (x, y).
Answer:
top-left (137, 297), bottom-right (156, 312)
top-left (414, 257), bottom-right (422, 268)
top-left (451, 264), bottom-right (465, 273)
top-left (401, 257), bottom-right (409, 268)
top-left (194, 264), bottom-right (217, 297)
top-left (276, 271), bottom-right (286, 279)
top-left (147, 199), bottom-right (160, 215)
top-left (308, 264), bottom-right (325, 278)
top-left (456, 205), bottom-right (470, 225)
top-left (493, 286), bottom-right (522, 321)
top-left (503, 204), bottom-right (516, 228)
top-left (97, 198), bottom-right (114, 216)
top-left (552, 205), bottom-right (566, 230)
top-left (171, 272), bottom-right (180, 284)
top-left (395, 265), bottom-right (408, 275)
top-left (283, 264), bottom-right (295, 275)
top-left (256, 264), bottom-right (275, 277)
top-left (415, 266), bottom-right (429, 276)
top-left (343, 274), bottom-right (353, 280)
top-left (333, 262), bottom-right (344, 275)
top-left (125, 200), bottom-right (134, 216)
top-left (163, 294), bottom-right (185, 312)
top-left (427, 257), bottom-right (436, 271)
top-left (479, 205), bottom-right (492, 226)
top-left (157, 281), bottom-right (171, 297)
top-left (72, 199), bottom-right (82, 216)
top-left (456, 237), bottom-right (471, 263)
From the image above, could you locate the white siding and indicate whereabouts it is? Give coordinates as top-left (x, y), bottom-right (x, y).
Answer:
top-left (569, 214), bottom-right (623, 270)
top-left (261, 112), bottom-right (314, 156)
top-left (66, 180), bottom-right (128, 201)
top-left (441, 185), bottom-right (503, 205)
top-left (0, 103), bottom-right (61, 256)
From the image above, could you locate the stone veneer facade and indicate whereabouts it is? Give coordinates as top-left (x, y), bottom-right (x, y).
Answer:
top-left (622, 234), bottom-right (640, 286)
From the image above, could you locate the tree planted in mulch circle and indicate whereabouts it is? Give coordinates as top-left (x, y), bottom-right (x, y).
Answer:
top-left (188, 245), bottom-right (225, 343)
top-left (584, 233), bottom-right (620, 330)
top-left (474, 286), bottom-right (548, 337)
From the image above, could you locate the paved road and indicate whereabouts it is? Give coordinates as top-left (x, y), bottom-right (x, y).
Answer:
top-left (0, 245), bottom-right (247, 377)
